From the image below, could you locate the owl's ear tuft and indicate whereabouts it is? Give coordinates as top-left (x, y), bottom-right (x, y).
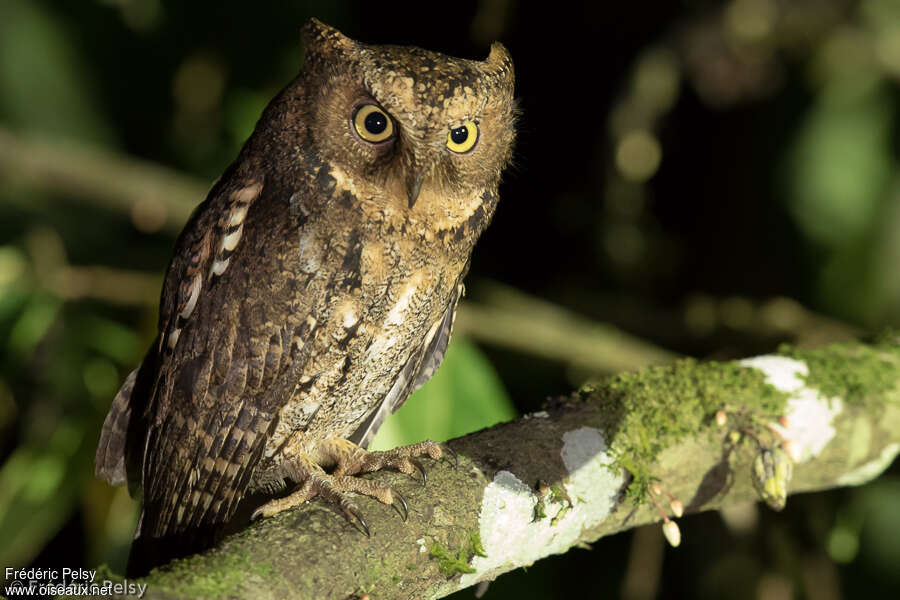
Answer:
top-left (485, 43), bottom-right (514, 83)
top-left (302, 18), bottom-right (356, 62)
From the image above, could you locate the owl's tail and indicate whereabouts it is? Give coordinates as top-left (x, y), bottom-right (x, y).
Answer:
top-left (126, 493), bottom-right (260, 576)
top-left (126, 513), bottom-right (219, 577)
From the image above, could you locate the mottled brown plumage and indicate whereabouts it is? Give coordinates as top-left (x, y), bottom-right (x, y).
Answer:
top-left (95, 18), bottom-right (516, 570)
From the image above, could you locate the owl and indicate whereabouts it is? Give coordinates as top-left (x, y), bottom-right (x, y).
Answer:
top-left (94, 18), bottom-right (516, 573)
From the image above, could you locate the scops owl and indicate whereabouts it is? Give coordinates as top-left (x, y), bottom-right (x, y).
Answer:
top-left (94, 18), bottom-right (516, 572)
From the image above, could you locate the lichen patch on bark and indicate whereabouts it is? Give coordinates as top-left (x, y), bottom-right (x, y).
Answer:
top-left (740, 356), bottom-right (842, 461)
top-left (559, 427), bottom-right (622, 517)
top-left (460, 427), bottom-right (625, 588)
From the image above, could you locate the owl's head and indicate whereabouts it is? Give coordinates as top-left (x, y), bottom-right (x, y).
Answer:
top-left (295, 18), bottom-right (516, 213)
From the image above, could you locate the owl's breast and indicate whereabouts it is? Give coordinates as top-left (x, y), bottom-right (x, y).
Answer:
top-left (263, 217), bottom-right (466, 458)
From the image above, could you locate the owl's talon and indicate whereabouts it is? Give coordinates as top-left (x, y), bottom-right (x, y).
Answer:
top-left (344, 504), bottom-right (370, 537)
top-left (392, 491), bottom-right (409, 522)
top-left (412, 459), bottom-right (427, 486)
top-left (442, 443), bottom-right (459, 468)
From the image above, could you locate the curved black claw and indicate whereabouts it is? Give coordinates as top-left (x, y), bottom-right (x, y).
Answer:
top-left (412, 459), bottom-right (427, 487)
top-left (442, 443), bottom-right (459, 468)
top-left (391, 491), bottom-right (409, 522)
top-left (346, 505), bottom-right (370, 537)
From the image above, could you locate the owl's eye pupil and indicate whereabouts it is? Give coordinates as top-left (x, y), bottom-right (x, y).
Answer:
top-left (450, 127), bottom-right (468, 144)
top-left (446, 121), bottom-right (478, 153)
top-left (364, 112), bottom-right (388, 135)
top-left (354, 105), bottom-right (394, 143)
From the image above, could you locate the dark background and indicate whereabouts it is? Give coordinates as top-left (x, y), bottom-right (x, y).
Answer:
top-left (1, 0), bottom-right (899, 598)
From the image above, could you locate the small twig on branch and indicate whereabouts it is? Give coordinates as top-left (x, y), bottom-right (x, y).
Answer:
top-left (459, 280), bottom-right (679, 373)
top-left (0, 127), bottom-right (203, 233)
top-left (96, 341), bottom-right (900, 600)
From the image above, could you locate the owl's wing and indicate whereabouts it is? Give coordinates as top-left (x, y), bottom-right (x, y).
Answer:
top-left (95, 366), bottom-right (138, 487)
top-left (349, 282), bottom-right (463, 449)
top-left (122, 178), bottom-right (315, 539)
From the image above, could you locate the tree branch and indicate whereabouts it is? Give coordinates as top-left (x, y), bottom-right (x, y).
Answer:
top-left (97, 341), bottom-right (900, 600)
top-left (0, 128), bottom-right (201, 233)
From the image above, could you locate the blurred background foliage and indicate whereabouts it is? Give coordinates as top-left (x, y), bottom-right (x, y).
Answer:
top-left (1, 0), bottom-right (900, 598)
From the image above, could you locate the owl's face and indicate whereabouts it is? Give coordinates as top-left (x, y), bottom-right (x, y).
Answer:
top-left (300, 19), bottom-right (516, 213)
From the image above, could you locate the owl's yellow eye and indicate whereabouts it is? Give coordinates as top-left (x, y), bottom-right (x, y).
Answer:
top-left (446, 121), bottom-right (478, 153)
top-left (353, 104), bottom-right (394, 143)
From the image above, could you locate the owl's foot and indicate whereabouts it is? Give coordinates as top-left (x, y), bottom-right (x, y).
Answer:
top-left (251, 468), bottom-right (407, 535)
top-left (251, 438), bottom-right (444, 533)
top-left (330, 438), bottom-right (445, 485)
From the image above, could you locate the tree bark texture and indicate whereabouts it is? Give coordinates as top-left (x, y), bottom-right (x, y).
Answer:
top-left (90, 341), bottom-right (900, 599)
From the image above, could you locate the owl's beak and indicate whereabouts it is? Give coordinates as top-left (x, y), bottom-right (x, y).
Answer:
top-left (406, 170), bottom-right (424, 209)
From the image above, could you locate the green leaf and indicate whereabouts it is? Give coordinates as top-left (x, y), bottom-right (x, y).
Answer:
top-left (787, 84), bottom-right (892, 247)
top-left (7, 294), bottom-right (61, 357)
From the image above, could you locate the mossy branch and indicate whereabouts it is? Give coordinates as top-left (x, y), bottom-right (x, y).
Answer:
top-left (95, 341), bottom-right (900, 600)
